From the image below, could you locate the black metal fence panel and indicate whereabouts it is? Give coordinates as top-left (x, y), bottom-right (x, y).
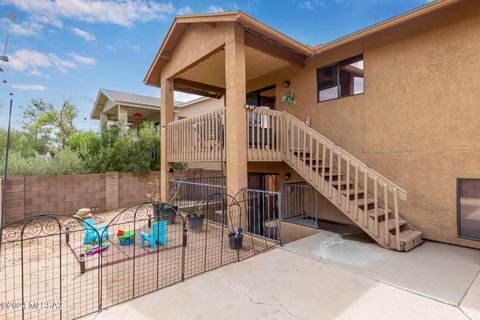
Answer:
top-left (282, 182), bottom-right (319, 228)
top-left (0, 190), bottom-right (280, 320)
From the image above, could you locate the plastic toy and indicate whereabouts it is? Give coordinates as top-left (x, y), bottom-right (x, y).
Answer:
top-left (83, 219), bottom-right (110, 245)
top-left (140, 221), bottom-right (167, 249)
top-left (84, 241), bottom-right (110, 255)
top-left (118, 231), bottom-right (135, 246)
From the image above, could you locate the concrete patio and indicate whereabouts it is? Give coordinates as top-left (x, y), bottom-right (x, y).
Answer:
top-left (85, 231), bottom-right (480, 320)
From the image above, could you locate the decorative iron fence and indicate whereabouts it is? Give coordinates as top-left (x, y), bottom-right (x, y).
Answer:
top-left (0, 197), bottom-right (279, 320)
top-left (282, 182), bottom-right (319, 228)
top-left (170, 178), bottom-right (282, 244)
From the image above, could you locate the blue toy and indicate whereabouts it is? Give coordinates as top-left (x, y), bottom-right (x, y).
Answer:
top-left (140, 220), bottom-right (168, 249)
top-left (83, 218), bottom-right (110, 245)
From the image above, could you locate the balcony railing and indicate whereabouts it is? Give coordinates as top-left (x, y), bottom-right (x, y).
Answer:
top-left (166, 109), bottom-right (225, 162)
top-left (246, 108), bottom-right (284, 161)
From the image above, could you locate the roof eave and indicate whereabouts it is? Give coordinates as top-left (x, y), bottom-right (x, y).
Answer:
top-left (90, 89), bottom-right (107, 119)
top-left (312, 0), bottom-right (463, 54)
top-left (143, 11), bottom-right (312, 87)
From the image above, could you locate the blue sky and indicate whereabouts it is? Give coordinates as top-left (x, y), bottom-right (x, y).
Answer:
top-left (0, 0), bottom-right (432, 131)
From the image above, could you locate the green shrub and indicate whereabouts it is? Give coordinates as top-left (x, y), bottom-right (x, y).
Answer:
top-left (1, 149), bottom-right (84, 176)
top-left (0, 122), bottom-right (160, 176)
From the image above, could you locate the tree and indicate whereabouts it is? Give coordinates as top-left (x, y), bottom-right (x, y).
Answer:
top-left (22, 99), bottom-right (78, 149)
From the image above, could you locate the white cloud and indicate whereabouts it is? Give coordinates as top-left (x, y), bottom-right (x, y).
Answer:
top-left (68, 52), bottom-right (97, 66)
top-left (106, 40), bottom-right (141, 52)
top-left (298, 1), bottom-right (314, 10)
top-left (11, 83), bottom-right (47, 91)
top-left (298, 0), bottom-right (325, 10)
top-left (6, 19), bottom-right (43, 37)
top-left (177, 6), bottom-right (193, 15)
top-left (71, 27), bottom-right (96, 41)
top-left (207, 5), bottom-right (224, 13)
top-left (6, 0), bottom-right (176, 27)
top-left (3, 49), bottom-right (96, 77)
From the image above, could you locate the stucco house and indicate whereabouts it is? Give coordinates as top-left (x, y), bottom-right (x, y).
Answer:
top-left (90, 88), bottom-right (224, 132)
top-left (144, 0), bottom-right (480, 252)
top-left (90, 89), bottom-right (224, 170)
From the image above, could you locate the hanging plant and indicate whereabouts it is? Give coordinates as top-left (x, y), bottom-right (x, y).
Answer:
top-left (132, 112), bottom-right (143, 122)
top-left (281, 90), bottom-right (296, 106)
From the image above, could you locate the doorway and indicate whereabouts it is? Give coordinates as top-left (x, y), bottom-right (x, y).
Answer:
top-left (247, 173), bottom-right (279, 237)
top-left (246, 85), bottom-right (276, 109)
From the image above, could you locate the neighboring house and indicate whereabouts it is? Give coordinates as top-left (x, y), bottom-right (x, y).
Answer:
top-left (144, 0), bottom-right (480, 252)
top-left (91, 88), bottom-right (224, 132)
top-left (90, 88), bottom-right (224, 169)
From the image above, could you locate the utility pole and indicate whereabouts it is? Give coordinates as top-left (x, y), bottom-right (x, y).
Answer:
top-left (2, 93), bottom-right (13, 228)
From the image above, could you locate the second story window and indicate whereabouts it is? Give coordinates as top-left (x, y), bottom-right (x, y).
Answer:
top-left (317, 54), bottom-right (364, 102)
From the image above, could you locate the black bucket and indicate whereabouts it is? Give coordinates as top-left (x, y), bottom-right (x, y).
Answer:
top-left (228, 233), bottom-right (243, 250)
top-left (153, 203), bottom-right (178, 224)
top-left (187, 215), bottom-right (204, 231)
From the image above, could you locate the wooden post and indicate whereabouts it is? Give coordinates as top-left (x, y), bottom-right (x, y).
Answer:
top-left (224, 23), bottom-right (247, 197)
top-left (118, 105), bottom-right (128, 134)
top-left (160, 77), bottom-right (174, 202)
top-left (100, 112), bottom-right (108, 138)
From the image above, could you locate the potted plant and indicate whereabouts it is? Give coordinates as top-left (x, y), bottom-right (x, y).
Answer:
top-left (146, 178), bottom-right (177, 224)
top-left (186, 201), bottom-right (205, 232)
top-left (228, 227), bottom-right (244, 250)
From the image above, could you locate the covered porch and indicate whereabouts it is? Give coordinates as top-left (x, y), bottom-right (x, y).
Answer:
top-left (144, 12), bottom-right (309, 201)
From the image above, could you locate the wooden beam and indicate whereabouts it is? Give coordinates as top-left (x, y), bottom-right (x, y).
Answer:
top-left (244, 31), bottom-right (305, 68)
top-left (204, 22), bottom-right (216, 28)
top-left (160, 51), bottom-right (172, 60)
top-left (174, 85), bottom-right (223, 99)
top-left (174, 78), bottom-right (225, 96)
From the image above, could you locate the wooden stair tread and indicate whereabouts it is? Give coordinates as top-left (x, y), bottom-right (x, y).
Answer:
top-left (379, 218), bottom-right (406, 231)
top-left (399, 230), bottom-right (422, 243)
top-left (367, 208), bottom-right (390, 218)
top-left (342, 188), bottom-right (364, 196)
top-left (331, 179), bottom-right (352, 186)
top-left (312, 166), bottom-right (331, 172)
top-left (356, 196), bottom-right (375, 207)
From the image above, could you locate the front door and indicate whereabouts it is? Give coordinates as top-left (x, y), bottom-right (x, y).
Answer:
top-left (247, 173), bottom-right (278, 236)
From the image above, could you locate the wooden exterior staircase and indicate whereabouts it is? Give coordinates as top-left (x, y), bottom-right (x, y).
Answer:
top-left (282, 111), bottom-right (422, 252)
top-left (166, 108), bottom-right (423, 252)
top-left (244, 108), bottom-right (422, 252)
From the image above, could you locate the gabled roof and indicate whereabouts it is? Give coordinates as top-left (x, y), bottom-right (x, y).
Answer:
top-left (102, 89), bottom-right (161, 108)
top-left (144, 11), bottom-right (311, 86)
top-left (144, 0), bottom-right (462, 87)
top-left (90, 88), bottom-right (181, 119)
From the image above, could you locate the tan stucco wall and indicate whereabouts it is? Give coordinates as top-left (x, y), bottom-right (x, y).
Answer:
top-left (175, 97), bottom-right (224, 120)
top-left (162, 23), bottom-right (231, 79)
top-left (245, 2), bottom-right (480, 248)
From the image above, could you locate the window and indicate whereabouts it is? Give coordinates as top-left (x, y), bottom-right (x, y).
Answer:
top-left (457, 179), bottom-right (480, 240)
top-left (317, 55), bottom-right (364, 102)
top-left (246, 85), bottom-right (276, 109)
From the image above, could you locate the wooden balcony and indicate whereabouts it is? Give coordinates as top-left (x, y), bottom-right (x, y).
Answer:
top-left (166, 107), bottom-right (285, 162)
top-left (166, 109), bottom-right (225, 162)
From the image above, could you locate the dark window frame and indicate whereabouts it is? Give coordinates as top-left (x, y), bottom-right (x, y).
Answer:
top-left (457, 178), bottom-right (480, 241)
top-left (246, 85), bottom-right (276, 108)
top-left (316, 54), bottom-right (364, 103)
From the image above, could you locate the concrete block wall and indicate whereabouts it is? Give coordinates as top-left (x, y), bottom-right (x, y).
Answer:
top-left (1, 169), bottom-right (222, 224)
